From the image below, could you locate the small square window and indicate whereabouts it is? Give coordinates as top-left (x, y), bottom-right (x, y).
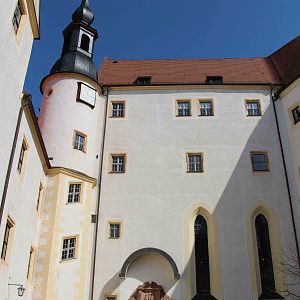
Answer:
top-left (73, 132), bottom-right (86, 152)
top-left (251, 152), bottom-right (269, 172)
top-left (109, 223), bottom-right (120, 239)
top-left (292, 106), bottom-right (300, 124)
top-left (68, 184), bottom-right (81, 203)
top-left (111, 155), bottom-right (126, 173)
top-left (12, 1), bottom-right (24, 34)
top-left (177, 101), bottom-right (191, 117)
top-left (199, 100), bottom-right (214, 116)
top-left (1, 218), bottom-right (14, 261)
top-left (61, 237), bottom-right (76, 261)
top-left (245, 100), bottom-right (261, 116)
top-left (187, 154), bottom-right (203, 173)
top-left (111, 102), bottom-right (124, 118)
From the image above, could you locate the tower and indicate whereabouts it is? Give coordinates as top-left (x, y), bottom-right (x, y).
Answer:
top-left (35, 1), bottom-right (103, 299)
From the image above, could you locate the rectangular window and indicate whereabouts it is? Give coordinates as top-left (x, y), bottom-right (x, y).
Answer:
top-left (177, 101), bottom-right (191, 116)
top-left (111, 155), bottom-right (125, 173)
top-left (68, 184), bottom-right (81, 203)
top-left (245, 100), bottom-right (261, 116)
top-left (36, 183), bottom-right (43, 211)
top-left (1, 219), bottom-right (14, 261)
top-left (12, 1), bottom-right (23, 34)
top-left (251, 152), bottom-right (269, 172)
top-left (187, 154), bottom-right (203, 173)
top-left (135, 76), bottom-right (151, 85)
top-left (109, 223), bottom-right (120, 239)
top-left (112, 102), bottom-right (124, 117)
top-left (27, 247), bottom-right (34, 279)
top-left (17, 141), bottom-right (27, 173)
top-left (61, 237), bottom-right (76, 261)
top-left (199, 100), bottom-right (214, 116)
top-left (292, 106), bottom-right (300, 124)
top-left (106, 296), bottom-right (117, 300)
top-left (73, 132), bottom-right (86, 152)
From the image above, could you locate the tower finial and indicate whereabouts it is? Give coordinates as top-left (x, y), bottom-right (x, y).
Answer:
top-left (72, 0), bottom-right (94, 25)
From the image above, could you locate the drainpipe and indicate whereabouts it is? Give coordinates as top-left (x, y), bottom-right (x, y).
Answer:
top-left (271, 86), bottom-right (300, 265)
top-left (89, 86), bottom-right (110, 300)
top-left (0, 93), bottom-right (31, 229)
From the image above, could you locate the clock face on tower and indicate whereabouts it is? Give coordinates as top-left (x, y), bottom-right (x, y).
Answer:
top-left (77, 82), bottom-right (96, 108)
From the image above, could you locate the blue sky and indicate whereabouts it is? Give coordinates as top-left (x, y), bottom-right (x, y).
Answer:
top-left (25, 0), bottom-right (300, 112)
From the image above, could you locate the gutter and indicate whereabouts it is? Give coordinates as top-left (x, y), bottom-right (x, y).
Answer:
top-left (89, 86), bottom-right (109, 300)
top-left (271, 86), bottom-right (300, 265)
top-left (0, 93), bottom-right (29, 228)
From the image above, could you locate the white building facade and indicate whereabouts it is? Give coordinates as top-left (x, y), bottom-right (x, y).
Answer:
top-left (1, 1), bottom-right (300, 300)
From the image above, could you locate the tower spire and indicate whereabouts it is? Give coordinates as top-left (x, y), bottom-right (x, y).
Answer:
top-left (49, 0), bottom-right (99, 82)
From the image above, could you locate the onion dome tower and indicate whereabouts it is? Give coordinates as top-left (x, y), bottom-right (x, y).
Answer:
top-left (50, 0), bottom-right (98, 81)
top-left (38, 0), bottom-right (103, 178)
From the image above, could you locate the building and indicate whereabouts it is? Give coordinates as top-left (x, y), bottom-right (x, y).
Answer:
top-left (1, 0), bottom-right (300, 299)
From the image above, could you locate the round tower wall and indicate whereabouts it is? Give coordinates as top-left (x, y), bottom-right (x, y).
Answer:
top-left (39, 74), bottom-right (104, 178)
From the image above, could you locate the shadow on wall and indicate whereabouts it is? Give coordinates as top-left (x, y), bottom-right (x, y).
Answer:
top-left (98, 100), bottom-right (299, 299)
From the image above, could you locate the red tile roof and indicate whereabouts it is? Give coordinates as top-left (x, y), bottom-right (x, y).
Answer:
top-left (98, 36), bottom-right (300, 86)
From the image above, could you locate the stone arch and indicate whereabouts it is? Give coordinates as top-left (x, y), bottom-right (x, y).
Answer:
top-left (119, 248), bottom-right (180, 279)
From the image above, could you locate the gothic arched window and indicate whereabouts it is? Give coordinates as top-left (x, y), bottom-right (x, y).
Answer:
top-left (80, 34), bottom-right (90, 52)
top-left (255, 214), bottom-right (283, 299)
top-left (194, 215), bottom-right (211, 296)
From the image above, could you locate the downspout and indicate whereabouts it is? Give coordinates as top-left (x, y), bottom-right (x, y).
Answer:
top-left (89, 86), bottom-right (109, 300)
top-left (271, 86), bottom-right (300, 265)
top-left (0, 93), bottom-right (31, 229)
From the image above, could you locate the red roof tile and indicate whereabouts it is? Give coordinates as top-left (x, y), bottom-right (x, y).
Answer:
top-left (98, 36), bottom-right (300, 86)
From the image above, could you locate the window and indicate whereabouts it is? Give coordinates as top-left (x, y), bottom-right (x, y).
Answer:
top-left (80, 34), bottom-right (90, 52)
top-left (255, 215), bottom-right (283, 299)
top-left (111, 102), bottom-right (124, 118)
top-left (73, 132), bottom-right (86, 152)
top-left (111, 155), bottom-right (126, 173)
top-left (12, 1), bottom-right (24, 34)
top-left (27, 247), bottom-right (34, 279)
top-left (245, 100), bottom-right (261, 116)
top-left (67, 184), bottom-right (81, 203)
top-left (109, 223), bottom-right (120, 239)
top-left (1, 218), bottom-right (14, 261)
top-left (195, 215), bottom-right (211, 296)
top-left (206, 76), bottom-right (223, 84)
top-left (61, 237), bottom-right (76, 261)
top-left (199, 100), bottom-right (214, 116)
top-left (292, 105), bottom-right (300, 124)
top-left (106, 296), bottom-right (117, 300)
top-left (177, 101), bottom-right (191, 116)
top-left (17, 140), bottom-right (27, 173)
top-left (36, 183), bottom-right (43, 211)
top-left (187, 154), bottom-right (203, 173)
top-left (251, 152), bottom-right (269, 172)
top-left (134, 76), bottom-right (151, 85)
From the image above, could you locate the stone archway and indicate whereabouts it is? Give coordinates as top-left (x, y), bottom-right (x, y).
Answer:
top-left (128, 281), bottom-right (171, 300)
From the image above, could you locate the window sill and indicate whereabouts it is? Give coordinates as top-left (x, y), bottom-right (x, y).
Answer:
top-left (176, 115), bottom-right (191, 117)
top-left (60, 257), bottom-right (77, 264)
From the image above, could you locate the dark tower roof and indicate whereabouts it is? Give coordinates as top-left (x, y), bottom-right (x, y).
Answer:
top-left (49, 0), bottom-right (98, 82)
top-left (72, 0), bottom-right (94, 25)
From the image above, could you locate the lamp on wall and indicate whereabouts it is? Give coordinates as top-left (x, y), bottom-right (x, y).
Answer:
top-left (8, 283), bottom-right (26, 297)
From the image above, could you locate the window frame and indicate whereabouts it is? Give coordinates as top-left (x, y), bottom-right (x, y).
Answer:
top-left (1, 216), bottom-right (15, 263)
top-left (105, 295), bottom-right (118, 300)
top-left (110, 101), bottom-right (125, 118)
top-left (61, 236), bottom-right (78, 262)
top-left (12, 0), bottom-right (26, 35)
top-left (250, 151), bottom-right (270, 172)
top-left (73, 130), bottom-right (87, 153)
top-left (110, 154), bottom-right (126, 174)
top-left (108, 221), bottom-right (122, 240)
top-left (67, 183), bottom-right (82, 204)
top-left (186, 153), bottom-right (204, 173)
top-left (17, 138), bottom-right (29, 175)
top-left (198, 99), bottom-right (214, 117)
top-left (176, 100), bottom-right (191, 117)
top-left (291, 105), bottom-right (300, 125)
top-left (245, 100), bottom-right (262, 117)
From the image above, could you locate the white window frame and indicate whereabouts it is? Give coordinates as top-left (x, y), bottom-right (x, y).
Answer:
top-left (61, 237), bottom-right (76, 261)
top-left (67, 184), bottom-right (81, 203)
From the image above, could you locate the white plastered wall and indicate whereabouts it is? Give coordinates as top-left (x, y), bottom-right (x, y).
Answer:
top-left (93, 87), bottom-right (299, 300)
